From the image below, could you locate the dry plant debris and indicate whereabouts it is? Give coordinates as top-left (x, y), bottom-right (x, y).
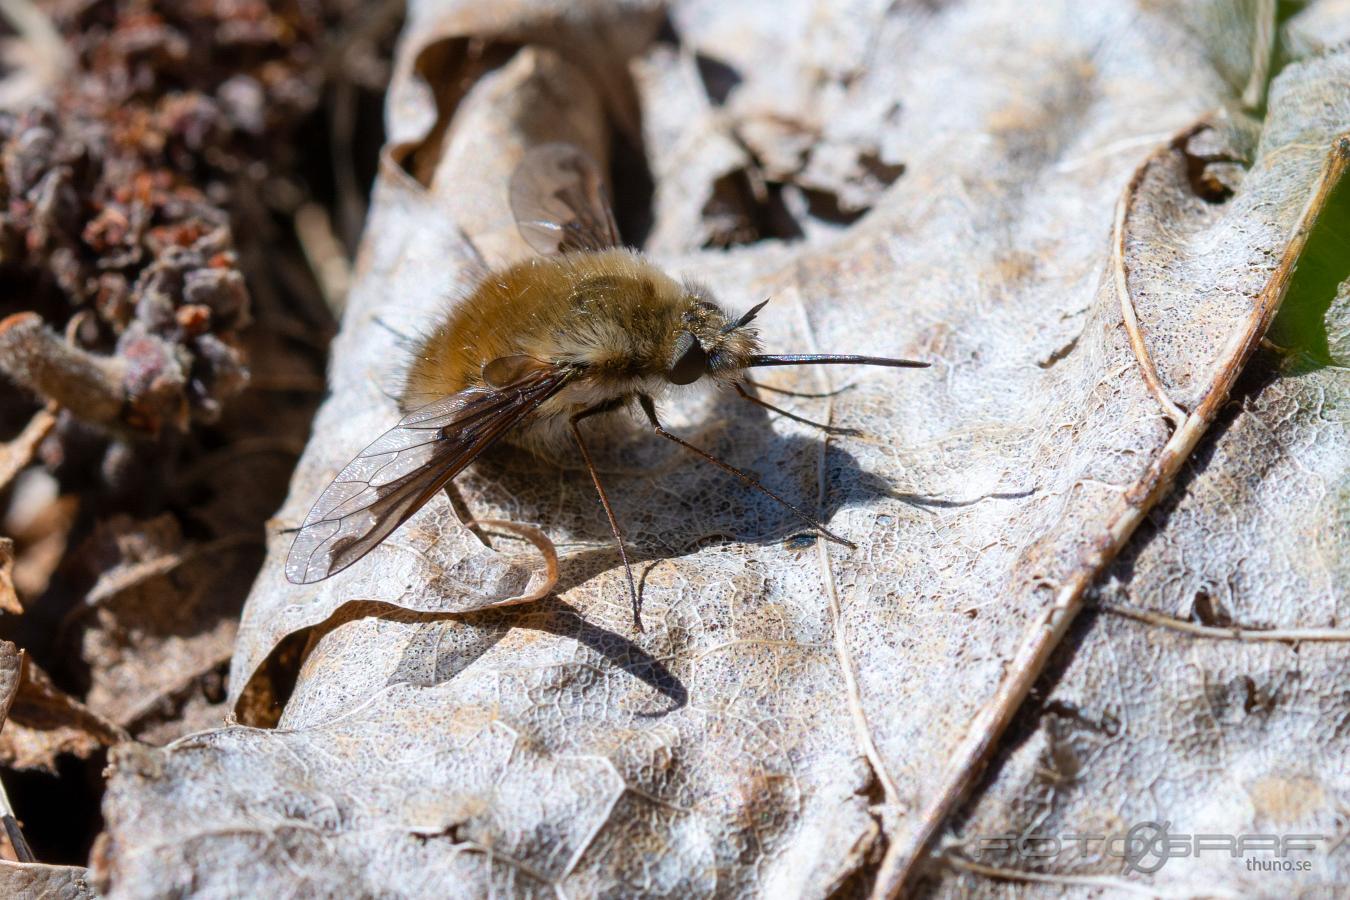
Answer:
top-left (3, 0), bottom-right (1350, 898)
top-left (84, 1), bottom-right (1350, 898)
top-left (0, 0), bottom-right (400, 885)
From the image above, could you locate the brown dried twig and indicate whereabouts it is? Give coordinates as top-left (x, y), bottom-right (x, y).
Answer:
top-left (0, 313), bottom-right (126, 432)
top-left (1101, 602), bottom-right (1350, 643)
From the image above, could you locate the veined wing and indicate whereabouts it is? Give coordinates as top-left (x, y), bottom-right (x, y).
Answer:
top-left (509, 142), bottom-right (621, 255)
top-left (285, 367), bottom-right (571, 584)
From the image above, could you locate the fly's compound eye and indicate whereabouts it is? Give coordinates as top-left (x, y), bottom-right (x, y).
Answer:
top-left (668, 331), bottom-right (708, 385)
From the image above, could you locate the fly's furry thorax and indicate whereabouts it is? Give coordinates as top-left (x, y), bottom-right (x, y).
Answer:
top-left (400, 247), bottom-right (763, 448)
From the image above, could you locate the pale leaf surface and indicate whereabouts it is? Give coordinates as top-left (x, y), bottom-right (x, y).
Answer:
top-left (94, 2), bottom-right (1350, 896)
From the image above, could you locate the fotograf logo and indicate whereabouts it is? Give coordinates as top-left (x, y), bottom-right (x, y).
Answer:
top-left (974, 823), bottom-right (1326, 875)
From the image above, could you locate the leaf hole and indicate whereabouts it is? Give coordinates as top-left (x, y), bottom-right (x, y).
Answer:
top-left (398, 38), bottom-right (520, 188)
top-left (1043, 698), bottom-right (1120, 737)
top-left (1181, 129), bottom-right (1245, 205)
top-left (694, 52), bottom-right (742, 106)
top-left (798, 186), bottom-right (870, 226)
top-left (606, 122), bottom-right (656, 250)
top-left (1191, 588), bottom-right (1232, 627)
top-left (1238, 676), bottom-right (1275, 717)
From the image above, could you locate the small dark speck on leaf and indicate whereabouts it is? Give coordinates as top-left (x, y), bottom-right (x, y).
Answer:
top-left (694, 53), bottom-right (743, 106)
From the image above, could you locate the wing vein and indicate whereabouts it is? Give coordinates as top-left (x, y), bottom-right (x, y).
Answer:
top-left (286, 368), bottom-right (572, 584)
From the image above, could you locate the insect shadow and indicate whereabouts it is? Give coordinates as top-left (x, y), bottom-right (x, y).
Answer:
top-left (387, 597), bottom-right (688, 716)
top-left (384, 388), bottom-right (901, 716)
top-left (480, 389), bottom-right (891, 585)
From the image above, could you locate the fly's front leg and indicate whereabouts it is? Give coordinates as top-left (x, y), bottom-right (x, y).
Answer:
top-left (734, 382), bottom-right (861, 436)
top-left (637, 394), bottom-right (854, 548)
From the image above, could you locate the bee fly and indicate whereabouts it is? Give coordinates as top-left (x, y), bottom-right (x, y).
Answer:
top-left (286, 143), bottom-right (928, 630)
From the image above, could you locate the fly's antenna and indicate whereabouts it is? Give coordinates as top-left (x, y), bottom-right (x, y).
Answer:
top-left (723, 298), bottom-right (770, 332)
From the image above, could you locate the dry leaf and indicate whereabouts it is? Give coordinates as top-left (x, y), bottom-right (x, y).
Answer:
top-left (0, 541), bottom-right (19, 616)
top-left (126, 667), bottom-right (231, 748)
top-left (2, 470), bottom-right (77, 602)
top-left (929, 31), bottom-right (1350, 894)
top-left (59, 514), bottom-right (254, 739)
top-left (0, 407), bottom-right (55, 497)
top-left (0, 642), bottom-right (19, 725)
top-left (936, 347), bottom-right (1350, 895)
top-left (94, 2), bottom-right (1350, 896)
top-left (0, 859), bottom-right (96, 900)
top-left (0, 642), bottom-right (34, 865)
top-left (0, 647), bottom-right (128, 774)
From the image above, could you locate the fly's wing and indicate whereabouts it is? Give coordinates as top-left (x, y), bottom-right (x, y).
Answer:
top-left (509, 142), bottom-right (621, 255)
top-left (285, 367), bottom-right (572, 584)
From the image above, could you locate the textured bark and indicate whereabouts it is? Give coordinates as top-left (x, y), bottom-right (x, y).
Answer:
top-left (92, 1), bottom-right (1349, 897)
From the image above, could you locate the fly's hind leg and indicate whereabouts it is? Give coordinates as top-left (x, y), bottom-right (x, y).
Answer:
top-left (443, 480), bottom-right (491, 548)
top-left (569, 398), bottom-right (643, 631)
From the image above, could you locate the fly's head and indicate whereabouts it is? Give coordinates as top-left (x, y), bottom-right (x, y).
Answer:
top-left (664, 286), bottom-right (766, 387)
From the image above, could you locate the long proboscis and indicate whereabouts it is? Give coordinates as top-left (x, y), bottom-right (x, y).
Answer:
top-left (748, 354), bottom-right (930, 369)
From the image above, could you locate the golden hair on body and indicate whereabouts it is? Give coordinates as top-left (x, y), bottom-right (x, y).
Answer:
top-left (288, 143), bottom-right (929, 630)
top-left (401, 248), bottom-right (759, 448)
